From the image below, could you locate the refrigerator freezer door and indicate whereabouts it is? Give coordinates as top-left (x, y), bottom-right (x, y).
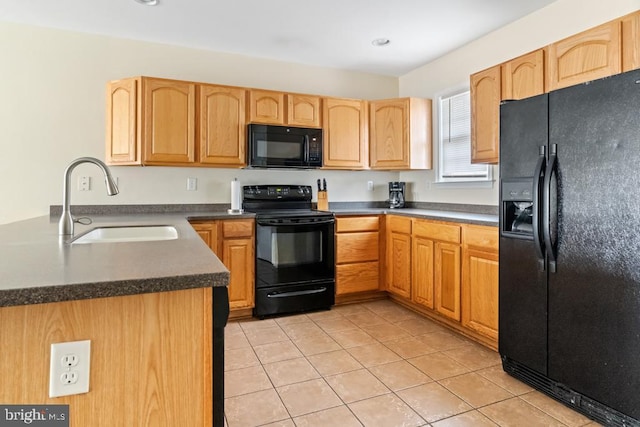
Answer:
top-left (499, 94), bottom-right (549, 375)
top-left (548, 69), bottom-right (640, 420)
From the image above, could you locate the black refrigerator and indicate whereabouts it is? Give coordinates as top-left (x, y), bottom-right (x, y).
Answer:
top-left (499, 68), bottom-right (640, 426)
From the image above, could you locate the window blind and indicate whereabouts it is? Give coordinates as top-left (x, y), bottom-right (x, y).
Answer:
top-left (440, 91), bottom-right (488, 179)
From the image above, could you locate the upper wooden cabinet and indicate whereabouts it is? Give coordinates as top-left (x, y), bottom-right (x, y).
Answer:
top-left (107, 77), bottom-right (246, 167)
top-left (501, 49), bottom-right (545, 101)
top-left (470, 66), bottom-right (501, 164)
top-left (143, 78), bottom-right (196, 164)
top-left (546, 21), bottom-right (621, 91)
top-left (622, 10), bottom-right (640, 72)
top-left (287, 94), bottom-right (321, 127)
top-left (323, 97), bottom-right (368, 169)
top-left (107, 77), bottom-right (196, 165)
top-left (247, 89), bottom-right (286, 125)
top-left (106, 78), bottom-right (139, 164)
top-left (369, 97), bottom-right (432, 170)
top-left (248, 90), bottom-right (322, 127)
top-left (199, 84), bottom-right (246, 167)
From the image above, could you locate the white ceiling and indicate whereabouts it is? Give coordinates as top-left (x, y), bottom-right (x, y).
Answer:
top-left (0, 0), bottom-right (557, 76)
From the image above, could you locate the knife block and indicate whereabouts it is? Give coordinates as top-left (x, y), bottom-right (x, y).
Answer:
top-left (317, 191), bottom-right (328, 211)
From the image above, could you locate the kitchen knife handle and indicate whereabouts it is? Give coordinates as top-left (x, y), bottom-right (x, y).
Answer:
top-left (532, 145), bottom-right (546, 271)
top-left (543, 144), bottom-right (558, 273)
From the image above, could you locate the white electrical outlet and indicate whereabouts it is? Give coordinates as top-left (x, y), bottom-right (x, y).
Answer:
top-left (78, 176), bottom-right (91, 191)
top-left (186, 177), bottom-right (197, 191)
top-left (367, 181), bottom-right (374, 191)
top-left (49, 340), bottom-right (91, 398)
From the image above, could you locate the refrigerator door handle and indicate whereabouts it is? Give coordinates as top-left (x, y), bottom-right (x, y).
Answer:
top-left (532, 145), bottom-right (546, 271)
top-left (543, 143), bottom-right (558, 273)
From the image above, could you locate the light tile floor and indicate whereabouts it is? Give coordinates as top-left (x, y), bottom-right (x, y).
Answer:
top-left (224, 299), bottom-right (602, 427)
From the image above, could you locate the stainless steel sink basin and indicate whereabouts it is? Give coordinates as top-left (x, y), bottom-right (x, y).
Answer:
top-left (71, 225), bottom-right (178, 244)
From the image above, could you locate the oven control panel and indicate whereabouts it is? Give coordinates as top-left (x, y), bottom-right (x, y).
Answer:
top-left (243, 185), bottom-right (312, 201)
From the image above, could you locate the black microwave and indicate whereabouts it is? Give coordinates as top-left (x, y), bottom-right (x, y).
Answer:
top-left (248, 124), bottom-right (323, 169)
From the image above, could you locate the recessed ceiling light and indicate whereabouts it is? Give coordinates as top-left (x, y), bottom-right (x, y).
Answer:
top-left (372, 38), bottom-right (391, 47)
top-left (134, 0), bottom-right (159, 5)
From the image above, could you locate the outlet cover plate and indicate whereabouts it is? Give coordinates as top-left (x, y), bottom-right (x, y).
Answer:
top-left (49, 340), bottom-right (91, 398)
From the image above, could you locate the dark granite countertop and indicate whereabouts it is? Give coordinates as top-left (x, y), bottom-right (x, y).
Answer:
top-left (0, 212), bottom-right (239, 308)
top-left (1, 202), bottom-right (496, 308)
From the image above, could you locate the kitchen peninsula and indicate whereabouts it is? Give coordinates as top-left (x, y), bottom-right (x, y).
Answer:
top-left (0, 211), bottom-right (232, 426)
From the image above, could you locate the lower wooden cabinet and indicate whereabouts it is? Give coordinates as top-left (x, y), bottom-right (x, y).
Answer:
top-left (461, 224), bottom-right (499, 342)
top-left (434, 242), bottom-right (462, 321)
top-left (335, 216), bottom-right (381, 295)
top-left (190, 219), bottom-right (255, 310)
top-left (386, 216), bottom-right (412, 298)
top-left (412, 219), bottom-right (461, 320)
top-left (380, 215), bottom-right (498, 348)
top-left (411, 236), bottom-right (434, 308)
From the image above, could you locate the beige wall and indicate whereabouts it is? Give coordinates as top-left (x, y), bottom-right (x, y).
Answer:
top-left (0, 22), bottom-right (398, 224)
top-left (398, 0), bottom-right (640, 206)
top-left (3, 0), bottom-right (640, 224)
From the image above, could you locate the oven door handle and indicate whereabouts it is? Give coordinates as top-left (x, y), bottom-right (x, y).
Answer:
top-left (267, 287), bottom-right (327, 298)
top-left (257, 218), bottom-right (335, 226)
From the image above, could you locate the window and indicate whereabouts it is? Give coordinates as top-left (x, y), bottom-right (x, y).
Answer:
top-left (437, 90), bottom-right (490, 183)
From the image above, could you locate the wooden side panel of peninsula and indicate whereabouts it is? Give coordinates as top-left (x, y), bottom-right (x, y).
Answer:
top-left (0, 287), bottom-right (212, 427)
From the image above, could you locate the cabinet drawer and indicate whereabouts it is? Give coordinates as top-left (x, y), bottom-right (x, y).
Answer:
top-left (336, 262), bottom-right (379, 295)
top-left (387, 215), bottom-right (412, 234)
top-left (222, 220), bottom-right (254, 238)
top-left (336, 232), bottom-right (379, 263)
top-left (413, 220), bottom-right (460, 244)
top-left (336, 216), bottom-right (379, 232)
top-left (463, 225), bottom-right (498, 251)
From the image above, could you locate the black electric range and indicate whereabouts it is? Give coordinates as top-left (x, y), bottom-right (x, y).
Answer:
top-left (243, 185), bottom-right (335, 318)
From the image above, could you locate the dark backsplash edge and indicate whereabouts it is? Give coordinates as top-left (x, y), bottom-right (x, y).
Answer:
top-left (51, 202), bottom-right (498, 216)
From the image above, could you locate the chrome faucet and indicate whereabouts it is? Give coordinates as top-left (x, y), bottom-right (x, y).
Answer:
top-left (59, 157), bottom-right (119, 235)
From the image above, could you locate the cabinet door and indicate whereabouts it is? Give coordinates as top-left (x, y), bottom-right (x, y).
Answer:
top-left (387, 231), bottom-right (411, 298)
top-left (462, 248), bottom-right (499, 341)
top-left (546, 20), bottom-right (621, 91)
top-left (434, 242), bottom-right (461, 321)
top-left (287, 94), bottom-right (321, 127)
top-left (106, 78), bottom-right (139, 164)
top-left (370, 99), bottom-right (409, 169)
top-left (248, 89), bottom-right (285, 125)
top-left (470, 66), bottom-right (500, 164)
top-left (222, 238), bottom-right (255, 310)
top-left (142, 78), bottom-right (196, 164)
top-left (190, 221), bottom-right (220, 254)
top-left (412, 236), bottom-right (434, 309)
top-left (323, 98), bottom-right (368, 169)
top-left (622, 10), bottom-right (640, 72)
top-left (501, 49), bottom-right (545, 101)
top-left (199, 85), bottom-right (246, 167)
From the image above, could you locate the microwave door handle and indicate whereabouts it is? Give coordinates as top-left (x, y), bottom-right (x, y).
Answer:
top-left (304, 135), bottom-right (310, 163)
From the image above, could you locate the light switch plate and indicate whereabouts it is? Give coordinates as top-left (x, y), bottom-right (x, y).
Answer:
top-left (49, 340), bottom-right (91, 398)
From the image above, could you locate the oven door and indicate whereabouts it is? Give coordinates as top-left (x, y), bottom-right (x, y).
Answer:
top-left (254, 214), bottom-right (335, 317)
top-left (255, 215), bottom-right (335, 288)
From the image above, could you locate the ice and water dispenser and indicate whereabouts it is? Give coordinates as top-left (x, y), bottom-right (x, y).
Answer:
top-left (501, 178), bottom-right (534, 238)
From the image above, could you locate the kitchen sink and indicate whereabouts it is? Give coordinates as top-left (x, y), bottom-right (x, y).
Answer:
top-left (71, 225), bottom-right (178, 244)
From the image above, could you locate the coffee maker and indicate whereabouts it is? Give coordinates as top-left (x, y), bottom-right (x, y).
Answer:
top-left (389, 182), bottom-right (406, 209)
